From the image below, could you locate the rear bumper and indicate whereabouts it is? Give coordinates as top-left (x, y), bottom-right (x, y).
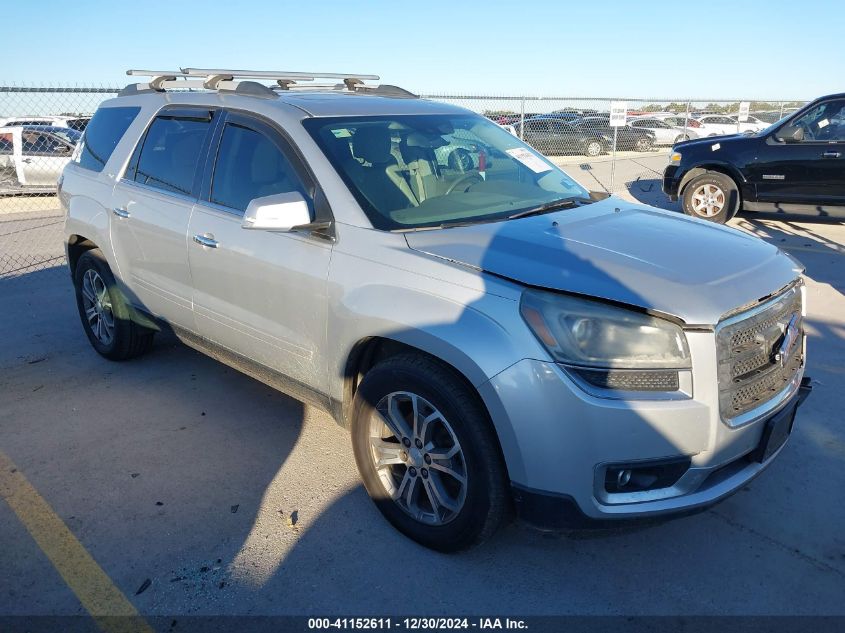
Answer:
top-left (508, 376), bottom-right (812, 531)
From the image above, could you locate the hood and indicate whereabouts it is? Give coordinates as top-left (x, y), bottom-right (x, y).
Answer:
top-left (674, 132), bottom-right (755, 150)
top-left (405, 198), bottom-right (801, 325)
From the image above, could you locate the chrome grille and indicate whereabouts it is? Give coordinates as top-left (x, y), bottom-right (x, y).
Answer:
top-left (716, 284), bottom-right (804, 420)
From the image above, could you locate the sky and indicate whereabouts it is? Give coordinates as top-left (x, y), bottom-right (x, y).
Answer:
top-left (1, 0), bottom-right (842, 100)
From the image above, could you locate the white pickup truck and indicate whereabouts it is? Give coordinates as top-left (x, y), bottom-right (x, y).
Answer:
top-left (0, 125), bottom-right (80, 193)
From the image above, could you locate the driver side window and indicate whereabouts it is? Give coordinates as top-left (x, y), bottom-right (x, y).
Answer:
top-left (793, 100), bottom-right (845, 142)
top-left (210, 122), bottom-right (306, 213)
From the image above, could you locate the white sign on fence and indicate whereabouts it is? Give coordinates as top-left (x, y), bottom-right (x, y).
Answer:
top-left (738, 101), bottom-right (750, 122)
top-left (609, 101), bottom-right (627, 127)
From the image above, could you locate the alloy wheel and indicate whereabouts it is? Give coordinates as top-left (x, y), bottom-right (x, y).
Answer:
top-left (80, 269), bottom-right (114, 345)
top-left (586, 141), bottom-right (602, 157)
top-left (690, 183), bottom-right (725, 218)
top-left (369, 391), bottom-right (467, 525)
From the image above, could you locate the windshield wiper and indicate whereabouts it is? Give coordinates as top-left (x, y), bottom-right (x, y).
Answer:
top-left (507, 197), bottom-right (589, 220)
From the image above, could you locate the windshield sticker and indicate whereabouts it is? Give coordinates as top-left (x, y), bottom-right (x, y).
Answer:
top-left (817, 118), bottom-right (829, 129)
top-left (711, 143), bottom-right (721, 151)
top-left (506, 148), bottom-right (552, 173)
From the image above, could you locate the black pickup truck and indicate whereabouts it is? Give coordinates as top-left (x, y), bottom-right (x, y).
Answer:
top-left (663, 93), bottom-right (845, 223)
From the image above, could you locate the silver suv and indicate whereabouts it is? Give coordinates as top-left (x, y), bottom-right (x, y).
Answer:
top-left (61, 69), bottom-right (811, 551)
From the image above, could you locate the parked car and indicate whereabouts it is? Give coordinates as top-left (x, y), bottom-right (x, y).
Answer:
top-left (663, 116), bottom-right (702, 130)
top-left (0, 115), bottom-right (91, 131)
top-left (629, 117), bottom-right (700, 145)
top-left (753, 111), bottom-right (786, 124)
top-left (517, 117), bottom-right (607, 156)
top-left (572, 116), bottom-right (656, 151)
top-left (0, 125), bottom-right (80, 193)
top-left (62, 68), bottom-right (811, 551)
top-left (695, 114), bottom-right (768, 137)
top-left (665, 93), bottom-right (845, 223)
top-left (551, 108), bottom-right (597, 116)
top-left (642, 112), bottom-right (687, 119)
top-left (527, 112), bottom-right (582, 125)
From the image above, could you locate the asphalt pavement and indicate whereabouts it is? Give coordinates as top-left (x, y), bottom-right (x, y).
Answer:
top-left (1, 178), bottom-right (844, 619)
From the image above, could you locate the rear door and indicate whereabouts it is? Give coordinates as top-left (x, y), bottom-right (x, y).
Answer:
top-left (187, 111), bottom-right (333, 390)
top-left (751, 98), bottom-right (845, 206)
top-left (110, 107), bottom-right (217, 329)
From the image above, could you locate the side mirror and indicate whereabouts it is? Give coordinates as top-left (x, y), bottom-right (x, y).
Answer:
top-left (241, 191), bottom-right (312, 232)
top-left (776, 125), bottom-right (804, 143)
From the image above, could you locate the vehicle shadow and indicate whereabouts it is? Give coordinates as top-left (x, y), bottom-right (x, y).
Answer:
top-left (625, 177), bottom-right (682, 213)
top-left (0, 267), bottom-right (309, 616)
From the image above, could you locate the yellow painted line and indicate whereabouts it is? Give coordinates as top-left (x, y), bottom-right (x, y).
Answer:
top-left (0, 451), bottom-right (154, 633)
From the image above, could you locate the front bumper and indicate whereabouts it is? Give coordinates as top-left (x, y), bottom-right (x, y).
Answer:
top-left (478, 356), bottom-right (811, 530)
top-left (663, 164), bottom-right (681, 200)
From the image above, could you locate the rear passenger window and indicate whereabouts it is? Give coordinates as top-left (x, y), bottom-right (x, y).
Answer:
top-left (77, 106), bottom-right (140, 172)
top-left (133, 115), bottom-right (211, 196)
top-left (210, 122), bottom-right (305, 212)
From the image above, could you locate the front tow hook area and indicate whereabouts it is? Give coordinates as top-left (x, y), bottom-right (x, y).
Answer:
top-left (797, 376), bottom-right (813, 406)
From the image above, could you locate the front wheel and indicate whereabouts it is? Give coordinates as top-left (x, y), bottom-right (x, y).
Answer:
top-left (682, 172), bottom-right (739, 224)
top-left (351, 354), bottom-right (510, 552)
top-left (673, 134), bottom-right (690, 144)
top-left (634, 136), bottom-right (653, 152)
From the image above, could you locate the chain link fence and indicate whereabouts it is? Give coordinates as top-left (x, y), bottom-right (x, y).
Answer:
top-left (1, 85), bottom-right (119, 278)
top-left (0, 84), bottom-right (806, 279)
top-left (423, 95), bottom-right (806, 208)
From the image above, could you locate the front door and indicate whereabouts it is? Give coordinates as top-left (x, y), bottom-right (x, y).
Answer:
top-left (751, 98), bottom-right (845, 206)
top-left (110, 108), bottom-right (217, 328)
top-left (19, 130), bottom-right (72, 186)
top-left (187, 112), bottom-right (333, 391)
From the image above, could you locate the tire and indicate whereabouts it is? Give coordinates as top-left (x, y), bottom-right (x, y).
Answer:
top-left (634, 136), bottom-right (653, 152)
top-left (350, 353), bottom-right (510, 552)
top-left (681, 171), bottom-right (739, 224)
top-left (73, 249), bottom-right (154, 360)
top-left (673, 134), bottom-right (690, 144)
top-left (584, 140), bottom-right (603, 157)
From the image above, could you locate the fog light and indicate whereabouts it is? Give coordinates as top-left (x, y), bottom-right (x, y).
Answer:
top-left (604, 458), bottom-right (690, 494)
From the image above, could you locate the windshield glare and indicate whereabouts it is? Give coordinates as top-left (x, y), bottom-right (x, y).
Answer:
top-left (304, 114), bottom-right (589, 230)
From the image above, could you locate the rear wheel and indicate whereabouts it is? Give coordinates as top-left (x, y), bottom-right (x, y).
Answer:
top-left (682, 171), bottom-right (739, 224)
top-left (73, 249), bottom-right (154, 360)
top-left (351, 354), bottom-right (509, 552)
top-left (673, 134), bottom-right (690, 144)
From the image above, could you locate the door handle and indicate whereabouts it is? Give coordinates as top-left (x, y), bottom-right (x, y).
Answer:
top-left (112, 207), bottom-right (130, 218)
top-left (22, 158), bottom-right (32, 164)
top-left (823, 151), bottom-right (841, 158)
top-left (193, 234), bottom-right (218, 248)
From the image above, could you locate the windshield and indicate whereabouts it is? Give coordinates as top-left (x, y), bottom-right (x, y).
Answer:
top-left (304, 113), bottom-right (590, 230)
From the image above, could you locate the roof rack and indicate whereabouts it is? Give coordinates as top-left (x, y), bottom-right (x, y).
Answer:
top-left (121, 68), bottom-right (416, 98)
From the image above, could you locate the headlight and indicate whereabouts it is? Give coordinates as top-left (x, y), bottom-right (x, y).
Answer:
top-left (520, 290), bottom-right (691, 395)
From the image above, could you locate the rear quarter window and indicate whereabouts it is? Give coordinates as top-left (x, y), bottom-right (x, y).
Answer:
top-left (76, 106), bottom-right (140, 172)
